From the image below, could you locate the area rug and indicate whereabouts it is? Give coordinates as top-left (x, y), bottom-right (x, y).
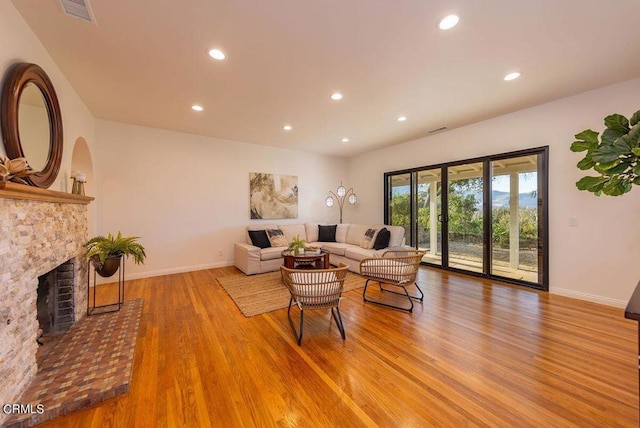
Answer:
top-left (217, 271), bottom-right (366, 317)
top-left (4, 298), bottom-right (144, 428)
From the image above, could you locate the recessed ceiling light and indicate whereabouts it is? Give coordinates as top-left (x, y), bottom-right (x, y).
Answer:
top-left (438, 15), bottom-right (459, 30)
top-left (341, 138), bottom-right (349, 143)
top-left (504, 71), bottom-right (522, 81)
top-left (191, 105), bottom-right (203, 112)
top-left (208, 48), bottom-right (226, 60)
top-left (330, 93), bottom-right (343, 101)
top-left (397, 116), bottom-right (407, 122)
top-left (283, 124), bottom-right (292, 131)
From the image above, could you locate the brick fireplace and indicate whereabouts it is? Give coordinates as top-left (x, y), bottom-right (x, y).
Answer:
top-left (0, 183), bottom-right (92, 423)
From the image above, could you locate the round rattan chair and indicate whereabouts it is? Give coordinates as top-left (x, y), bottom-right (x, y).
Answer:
top-left (280, 263), bottom-right (349, 345)
top-left (360, 249), bottom-right (426, 312)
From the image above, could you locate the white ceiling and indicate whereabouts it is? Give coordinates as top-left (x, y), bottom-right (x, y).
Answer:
top-left (10, 0), bottom-right (640, 157)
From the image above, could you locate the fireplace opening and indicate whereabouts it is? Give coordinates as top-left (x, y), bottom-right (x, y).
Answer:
top-left (35, 259), bottom-right (76, 363)
top-left (36, 271), bottom-right (56, 337)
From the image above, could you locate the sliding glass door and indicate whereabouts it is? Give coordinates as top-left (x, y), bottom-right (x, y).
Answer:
top-left (385, 147), bottom-right (548, 290)
top-left (388, 173), bottom-right (412, 247)
top-left (490, 154), bottom-right (541, 284)
top-left (416, 169), bottom-right (442, 266)
top-left (447, 162), bottom-right (484, 274)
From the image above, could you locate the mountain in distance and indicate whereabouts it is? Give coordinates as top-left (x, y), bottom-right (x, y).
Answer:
top-left (491, 190), bottom-right (537, 208)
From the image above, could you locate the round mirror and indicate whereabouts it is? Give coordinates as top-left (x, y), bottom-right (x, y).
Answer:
top-left (1, 63), bottom-right (63, 188)
top-left (18, 83), bottom-right (51, 172)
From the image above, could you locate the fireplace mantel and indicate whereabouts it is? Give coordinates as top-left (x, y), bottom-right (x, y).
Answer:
top-left (0, 181), bottom-right (94, 204)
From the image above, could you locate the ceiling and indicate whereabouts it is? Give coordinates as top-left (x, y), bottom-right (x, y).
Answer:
top-left (10, 0), bottom-right (640, 157)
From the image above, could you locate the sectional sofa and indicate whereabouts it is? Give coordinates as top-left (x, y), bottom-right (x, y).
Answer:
top-left (234, 222), bottom-right (407, 275)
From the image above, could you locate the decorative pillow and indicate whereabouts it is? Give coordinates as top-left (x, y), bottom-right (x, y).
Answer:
top-left (248, 230), bottom-right (271, 249)
top-left (266, 229), bottom-right (288, 247)
top-left (373, 227), bottom-right (391, 250)
top-left (318, 225), bottom-right (337, 242)
top-left (360, 228), bottom-right (379, 249)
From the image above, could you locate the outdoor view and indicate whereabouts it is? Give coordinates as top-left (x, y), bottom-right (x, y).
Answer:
top-left (388, 155), bottom-right (539, 283)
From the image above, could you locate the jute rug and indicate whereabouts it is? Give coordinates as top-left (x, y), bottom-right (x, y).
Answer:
top-left (217, 271), bottom-right (366, 317)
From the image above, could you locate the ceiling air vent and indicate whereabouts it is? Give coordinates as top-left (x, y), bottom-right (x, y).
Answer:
top-left (427, 126), bottom-right (449, 135)
top-left (58, 0), bottom-right (96, 24)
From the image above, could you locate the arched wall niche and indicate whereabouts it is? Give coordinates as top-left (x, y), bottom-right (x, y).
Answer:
top-left (70, 136), bottom-right (95, 236)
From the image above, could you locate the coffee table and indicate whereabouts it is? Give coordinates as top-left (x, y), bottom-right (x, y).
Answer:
top-left (282, 249), bottom-right (330, 269)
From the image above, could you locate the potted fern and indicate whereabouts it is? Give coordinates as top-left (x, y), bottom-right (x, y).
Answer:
top-left (85, 232), bottom-right (146, 277)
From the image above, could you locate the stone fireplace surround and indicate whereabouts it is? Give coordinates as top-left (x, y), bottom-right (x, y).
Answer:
top-left (0, 183), bottom-right (92, 423)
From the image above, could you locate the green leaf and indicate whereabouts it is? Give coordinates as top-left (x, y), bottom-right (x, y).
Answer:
top-left (604, 162), bottom-right (630, 175)
top-left (630, 110), bottom-right (640, 127)
top-left (595, 159), bottom-right (620, 170)
top-left (576, 176), bottom-right (608, 191)
top-left (633, 177), bottom-right (640, 185)
top-left (632, 148), bottom-right (640, 157)
top-left (612, 182), bottom-right (632, 196)
top-left (604, 113), bottom-right (630, 133)
top-left (577, 157), bottom-right (596, 170)
top-left (601, 177), bottom-right (632, 196)
top-left (602, 128), bottom-right (626, 146)
top-left (613, 135), bottom-right (632, 151)
top-left (591, 144), bottom-right (628, 163)
top-left (594, 159), bottom-right (627, 173)
top-left (628, 122), bottom-right (640, 148)
top-left (591, 182), bottom-right (606, 195)
top-left (602, 177), bottom-right (625, 196)
top-left (633, 164), bottom-right (640, 176)
top-left (574, 129), bottom-right (599, 145)
top-left (570, 141), bottom-right (592, 152)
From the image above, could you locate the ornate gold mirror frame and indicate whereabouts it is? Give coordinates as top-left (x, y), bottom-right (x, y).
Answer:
top-left (1, 63), bottom-right (63, 188)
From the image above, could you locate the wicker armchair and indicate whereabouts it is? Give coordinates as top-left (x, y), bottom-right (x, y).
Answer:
top-left (280, 263), bottom-right (349, 345)
top-left (360, 249), bottom-right (426, 312)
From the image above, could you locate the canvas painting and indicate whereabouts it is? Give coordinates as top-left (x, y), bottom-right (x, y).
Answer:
top-left (249, 173), bottom-right (298, 219)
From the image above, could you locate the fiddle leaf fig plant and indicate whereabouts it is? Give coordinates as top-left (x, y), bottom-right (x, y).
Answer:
top-left (571, 109), bottom-right (640, 196)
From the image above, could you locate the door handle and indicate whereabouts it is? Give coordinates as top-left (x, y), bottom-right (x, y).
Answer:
top-left (438, 214), bottom-right (448, 223)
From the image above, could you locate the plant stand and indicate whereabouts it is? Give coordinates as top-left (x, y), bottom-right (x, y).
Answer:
top-left (87, 257), bottom-right (125, 315)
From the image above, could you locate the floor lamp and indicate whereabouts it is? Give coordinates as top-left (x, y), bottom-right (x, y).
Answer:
top-left (325, 182), bottom-right (357, 223)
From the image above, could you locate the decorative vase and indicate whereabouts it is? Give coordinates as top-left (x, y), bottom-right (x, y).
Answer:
top-left (92, 254), bottom-right (122, 278)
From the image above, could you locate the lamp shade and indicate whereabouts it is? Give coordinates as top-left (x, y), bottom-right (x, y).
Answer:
top-left (337, 185), bottom-right (346, 197)
top-left (348, 193), bottom-right (357, 205)
top-left (325, 196), bottom-right (334, 207)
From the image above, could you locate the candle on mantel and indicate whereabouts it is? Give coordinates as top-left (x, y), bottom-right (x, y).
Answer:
top-left (72, 171), bottom-right (86, 195)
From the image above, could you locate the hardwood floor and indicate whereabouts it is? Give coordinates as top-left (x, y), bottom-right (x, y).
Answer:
top-left (39, 267), bottom-right (637, 427)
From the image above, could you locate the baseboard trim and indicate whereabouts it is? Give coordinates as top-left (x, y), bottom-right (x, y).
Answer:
top-left (551, 287), bottom-right (626, 308)
top-left (96, 261), bottom-right (233, 284)
top-left (130, 262), bottom-right (234, 280)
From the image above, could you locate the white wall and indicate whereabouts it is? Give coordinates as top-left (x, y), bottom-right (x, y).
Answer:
top-left (0, 2), bottom-right (96, 193)
top-left (5, 0), bottom-right (638, 307)
top-left (95, 120), bottom-right (348, 279)
top-left (348, 77), bottom-right (640, 307)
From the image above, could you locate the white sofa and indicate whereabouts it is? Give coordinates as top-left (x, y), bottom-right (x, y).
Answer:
top-left (234, 223), bottom-right (406, 275)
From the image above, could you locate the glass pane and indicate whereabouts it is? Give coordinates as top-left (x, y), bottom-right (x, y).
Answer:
top-left (417, 169), bottom-right (442, 266)
top-left (389, 173), bottom-right (412, 245)
top-left (490, 156), bottom-right (539, 283)
top-left (447, 162), bottom-right (484, 273)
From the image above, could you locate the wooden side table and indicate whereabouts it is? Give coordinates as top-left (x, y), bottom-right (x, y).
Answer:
top-left (282, 249), bottom-right (330, 269)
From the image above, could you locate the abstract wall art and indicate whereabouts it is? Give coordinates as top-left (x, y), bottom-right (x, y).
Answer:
top-left (249, 172), bottom-right (298, 219)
